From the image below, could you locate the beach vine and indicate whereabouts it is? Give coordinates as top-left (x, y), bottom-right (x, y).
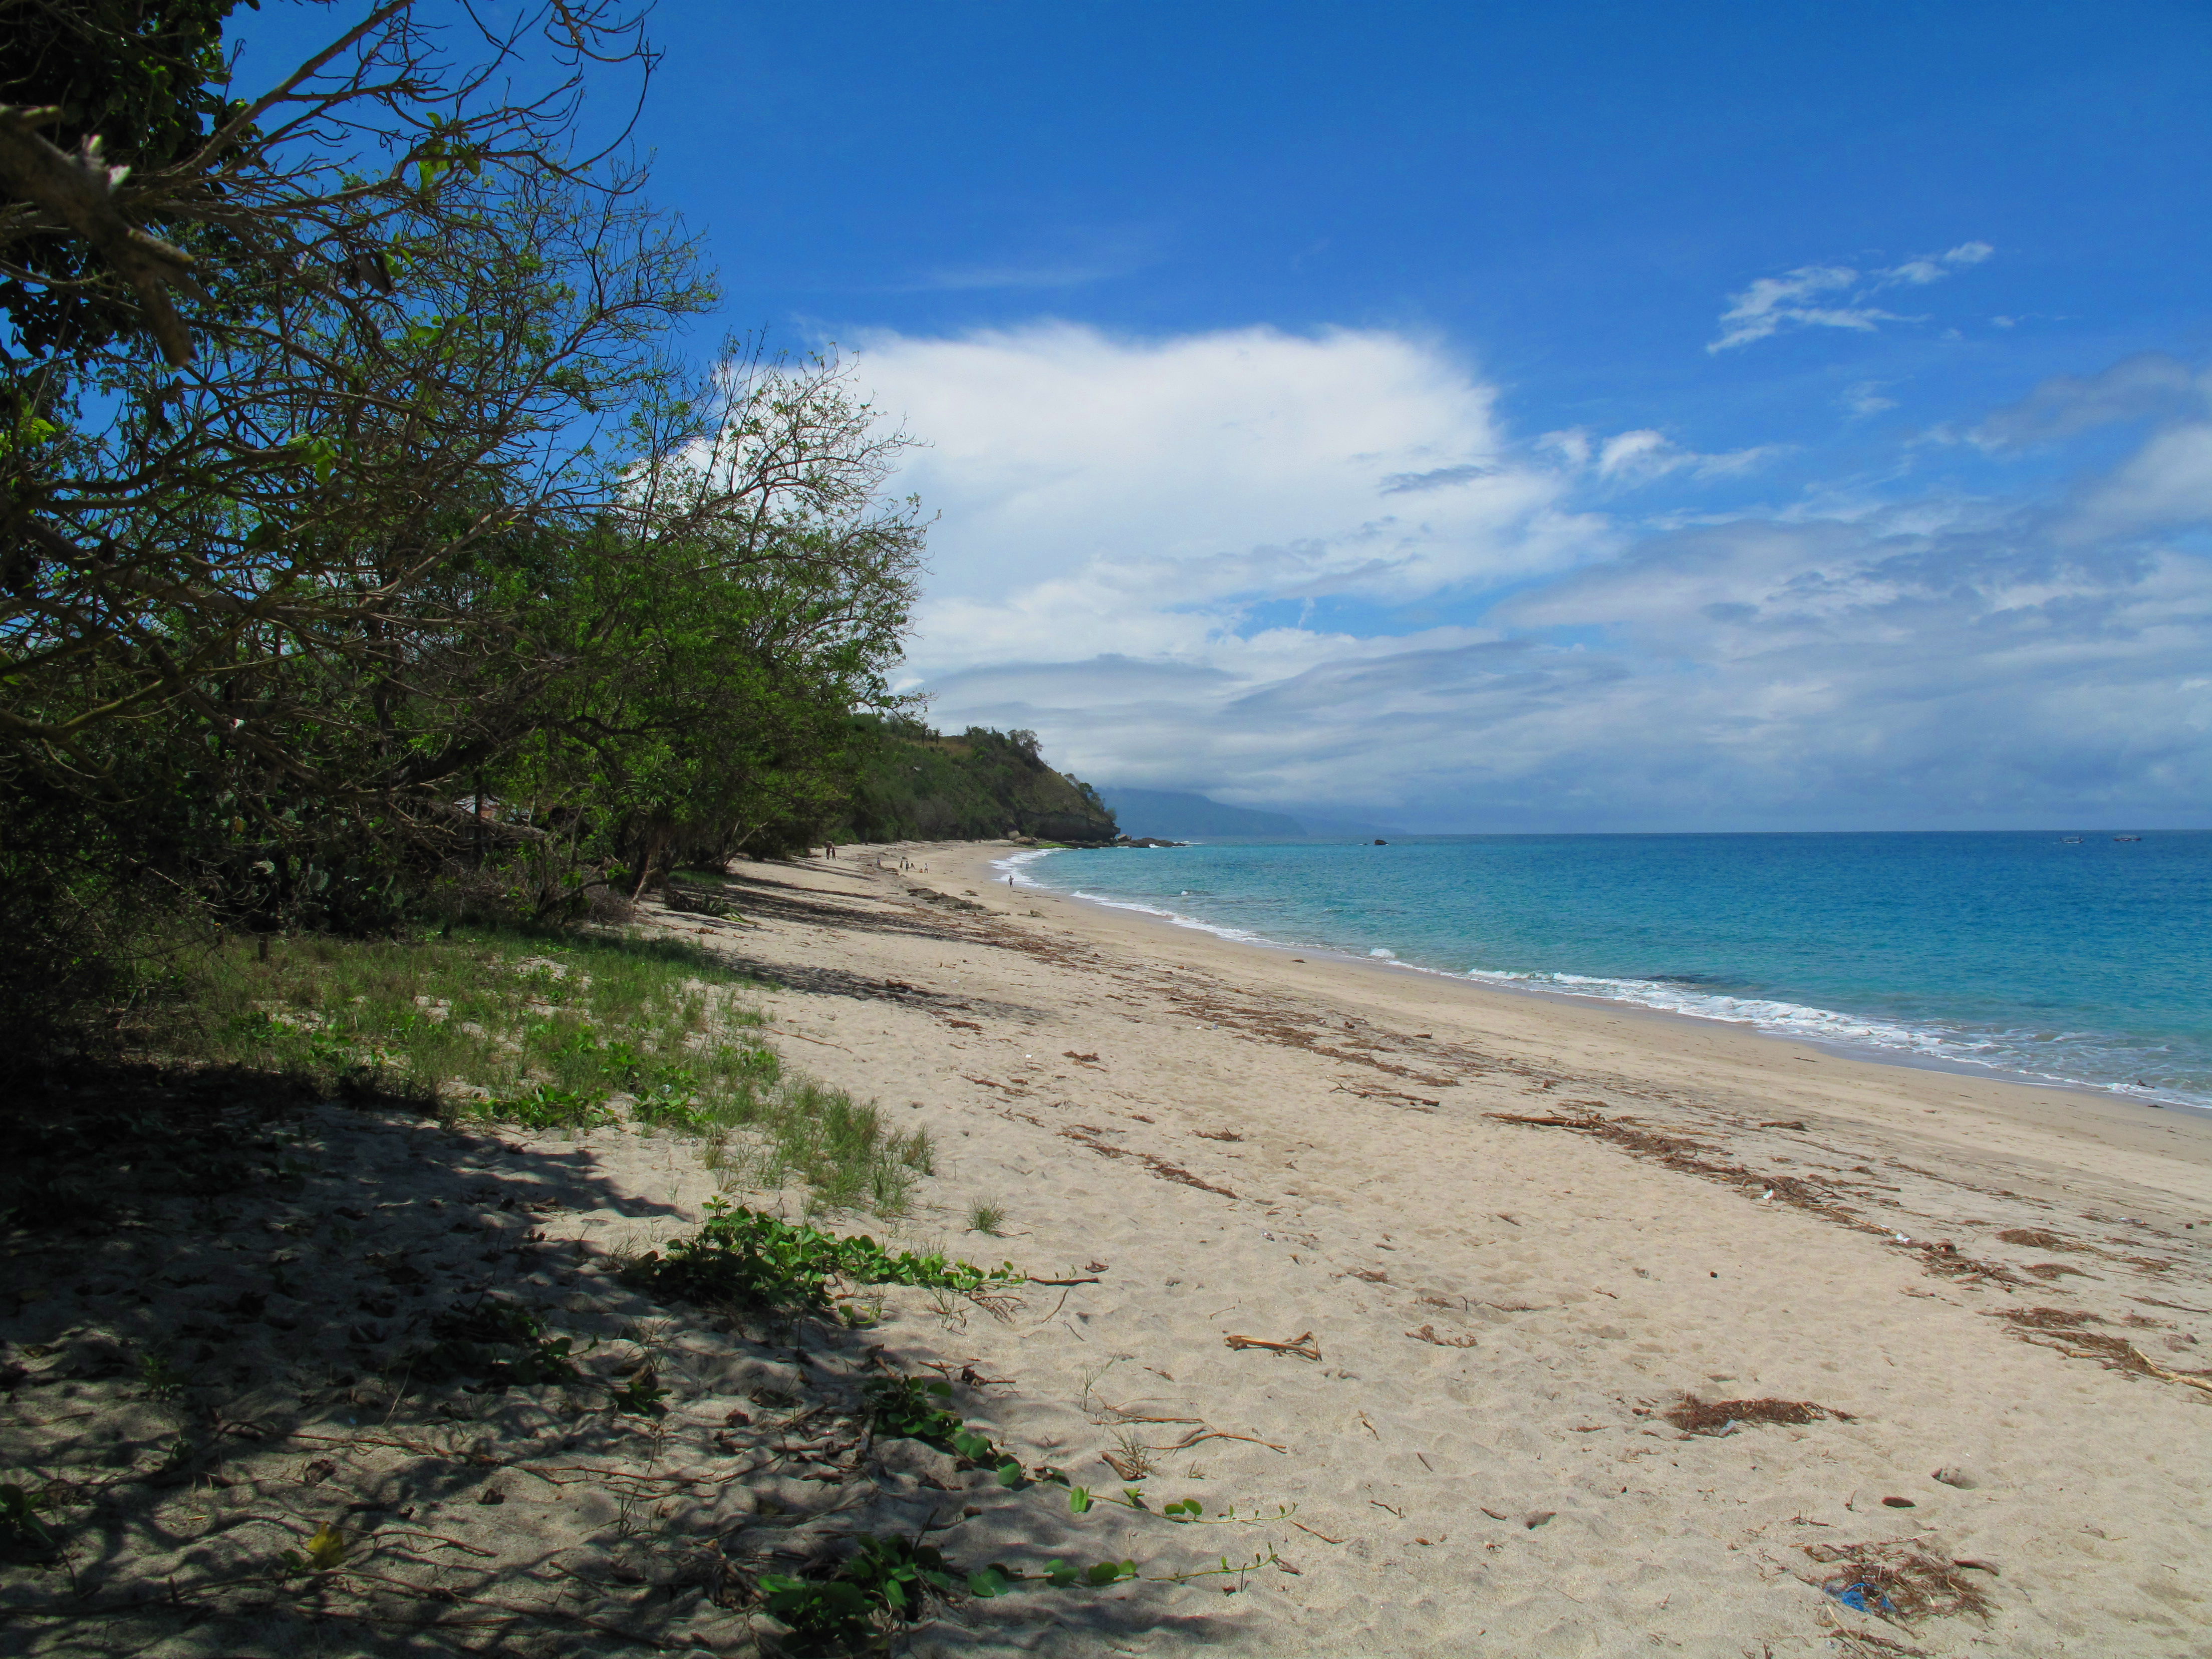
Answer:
top-left (622, 1200), bottom-right (1023, 1316)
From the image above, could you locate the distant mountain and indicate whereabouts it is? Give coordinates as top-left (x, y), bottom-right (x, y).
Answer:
top-left (1098, 788), bottom-right (1304, 840)
top-left (1289, 810), bottom-right (1413, 841)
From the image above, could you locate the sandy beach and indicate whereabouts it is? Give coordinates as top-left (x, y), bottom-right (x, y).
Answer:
top-left (6, 841), bottom-right (2208, 1657)
top-left (667, 841), bottom-right (2212, 1654)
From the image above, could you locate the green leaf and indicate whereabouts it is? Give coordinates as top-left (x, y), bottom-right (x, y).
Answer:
top-left (285, 433), bottom-right (340, 484)
top-left (966, 1566), bottom-right (1014, 1599)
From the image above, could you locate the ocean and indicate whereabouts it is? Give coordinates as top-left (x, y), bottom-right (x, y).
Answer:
top-left (999, 832), bottom-right (2212, 1114)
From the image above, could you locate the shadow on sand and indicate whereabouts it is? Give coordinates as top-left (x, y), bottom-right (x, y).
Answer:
top-left (0, 1065), bottom-right (1242, 1656)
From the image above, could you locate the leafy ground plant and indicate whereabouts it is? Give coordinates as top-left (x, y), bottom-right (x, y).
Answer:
top-left (0, 1482), bottom-right (54, 1552)
top-left (181, 927), bottom-right (755, 1111)
top-left (413, 1299), bottom-right (667, 1416)
top-left (490, 1083), bottom-right (618, 1131)
top-left (755, 1529), bottom-right (1282, 1654)
top-left (861, 1374), bottom-right (1021, 1483)
top-left (626, 1201), bottom-right (1021, 1315)
top-left (757, 1533), bottom-right (1138, 1657)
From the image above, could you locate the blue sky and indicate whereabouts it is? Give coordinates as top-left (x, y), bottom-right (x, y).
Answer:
top-left (644, 1), bottom-right (2209, 457)
top-left (253, 3), bottom-right (2212, 829)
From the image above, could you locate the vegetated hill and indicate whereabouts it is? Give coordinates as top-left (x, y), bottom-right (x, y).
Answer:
top-left (1099, 787), bottom-right (1305, 839)
top-left (840, 720), bottom-right (1119, 844)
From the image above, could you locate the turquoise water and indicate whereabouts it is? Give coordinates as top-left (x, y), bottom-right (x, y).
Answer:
top-left (999, 833), bottom-right (2212, 1113)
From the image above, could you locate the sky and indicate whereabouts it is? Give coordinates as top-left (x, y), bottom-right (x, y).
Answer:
top-left (261, 2), bottom-right (2212, 831)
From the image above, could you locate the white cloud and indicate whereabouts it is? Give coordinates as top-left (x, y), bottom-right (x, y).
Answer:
top-left (1843, 381), bottom-right (1898, 417)
top-left (894, 227), bottom-right (1160, 293)
top-left (2065, 421), bottom-right (2212, 540)
top-left (851, 323), bottom-right (1603, 669)
top-left (917, 259), bottom-right (1139, 292)
top-left (849, 329), bottom-right (2212, 829)
top-left (1581, 427), bottom-right (1787, 482)
top-left (1709, 243), bottom-right (1993, 352)
top-left (1971, 353), bottom-right (2205, 451)
top-left (1709, 265), bottom-right (1899, 351)
top-left (1875, 240), bottom-right (1994, 288)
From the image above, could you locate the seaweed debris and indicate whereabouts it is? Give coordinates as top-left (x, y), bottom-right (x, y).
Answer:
top-left (1803, 1540), bottom-right (1995, 1623)
top-left (1058, 1125), bottom-right (1238, 1198)
top-left (1989, 1307), bottom-right (2212, 1393)
top-left (1909, 1239), bottom-right (2024, 1287)
top-left (1996, 1228), bottom-right (2087, 1251)
top-left (2000, 1306), bottom-right (2103, 1330)
top-left (1665, 1395), bottom-right (1853, 1435)
top-left (1484, 1110), bottom-right (1863, 1227)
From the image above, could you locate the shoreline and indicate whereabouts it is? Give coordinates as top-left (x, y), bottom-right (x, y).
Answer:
top-left (916, 838), bottom-right (2211, 1217)
top-left (994, 842), bottom-right (2212, 1121)
top-left (700, 841), bottom-right (2212, 1654)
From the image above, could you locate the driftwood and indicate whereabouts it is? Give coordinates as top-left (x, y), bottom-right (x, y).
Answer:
top-left (1224, 1330), bottom-right (1321, 1360)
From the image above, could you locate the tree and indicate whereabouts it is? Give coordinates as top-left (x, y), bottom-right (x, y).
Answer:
top-left (0, 2), bottom-right (717, 1035)
top-left (0, 3), bottom-right (936, 1055)
top-left (3, 1), bottom-right (699, 752)
top-left (496, 347), bottom-right (927, 900)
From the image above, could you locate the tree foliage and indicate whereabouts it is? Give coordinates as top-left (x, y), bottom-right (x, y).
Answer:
top-left (500, 345), bottom-right (927, 896)
top-left (0, 0), bottom-right (243, 356)
top-left (841, 718), bottom-right (1117, 845)
top-left (0, 2), bottom-right (925, 1056)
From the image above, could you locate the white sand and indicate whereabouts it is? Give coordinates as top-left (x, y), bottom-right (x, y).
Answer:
top-left (683, 842), bottom-right (2212, 1655)
top-left (6, 841), bottom-right (2206, 1657)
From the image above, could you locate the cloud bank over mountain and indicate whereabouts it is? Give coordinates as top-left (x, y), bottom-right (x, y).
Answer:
top-left (849, 323), bottom-right (2211, 831)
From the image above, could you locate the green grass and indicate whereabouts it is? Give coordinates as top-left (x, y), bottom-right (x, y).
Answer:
top-left (169, 925), bottom-right (925, 1214)
top-left (968, 1200), bottom-right (1007, 1236)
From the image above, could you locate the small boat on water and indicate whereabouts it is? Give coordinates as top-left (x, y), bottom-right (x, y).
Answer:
top-left (2061, 836), bottom-right (2083, 844)
top-left (2113, 835), bottom-right (2142, 843)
